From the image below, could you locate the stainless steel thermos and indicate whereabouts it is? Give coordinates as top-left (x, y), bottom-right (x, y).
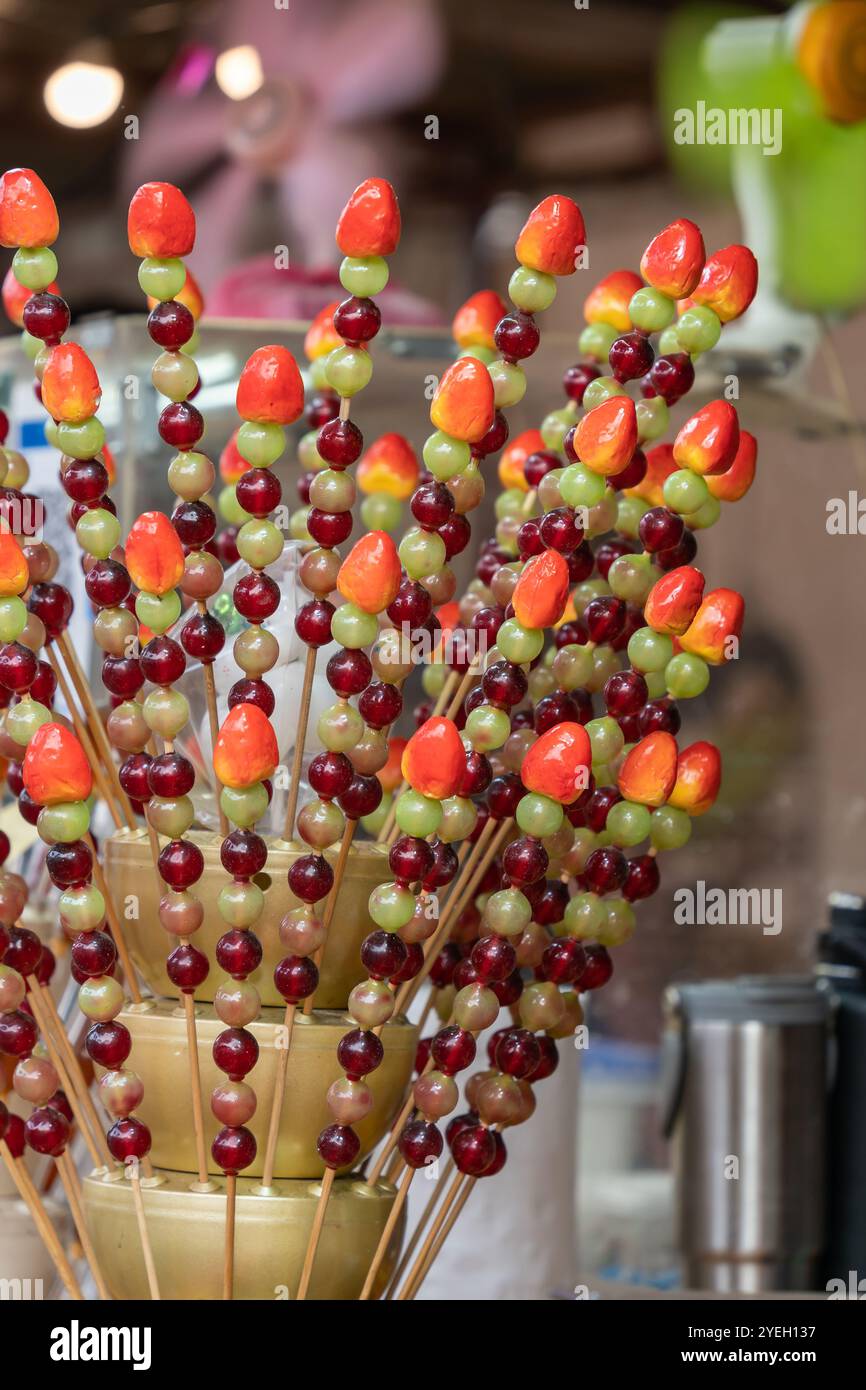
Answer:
top-left (661, 976), bottom-right (831, 1292)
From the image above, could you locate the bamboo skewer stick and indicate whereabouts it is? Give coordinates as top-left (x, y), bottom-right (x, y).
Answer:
top-left (384, 1156), bottom-right (454, 1299)
top-left (259, 1003), bottom-right (296, 1191)
top-left (26, 980), bottom-right (108, 1171)
top-left (359, 1162), bottom-right (414, 1300)
top-left (0, 1139), bottom-right (83, 1300)
top-left (400, 1173), bottom-right (476, 1301)
top-left (56, 1150), bottom-right (111, 1300)
top-left (393, 1165), bottom-right (465, 1300)
top-left (296, 1166), bottom-right (334, 1300)
top-left (223, 1173), bottom-right (237, 1299)
top-left (46, 647), bottom-right (124, 831)
top-left (282, 647), bottom-right (317, 842)
top-left (444, 656), bottom-right (482, 722)
top-left (129, 1163), bottom-right (160, 1299)
top-left (57, 631), bottom-right (136, 829)
top-left (303, 817), bottom-right (357, 1017)
top-left (182, 994), bottom-right (210, 1189)
top-left (38, 985), bottom-right (113, 1168)
top-left (85, 833), bottom-right (143, 1006)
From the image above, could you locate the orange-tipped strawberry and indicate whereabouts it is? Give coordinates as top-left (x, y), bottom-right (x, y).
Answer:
top-left (401, 717), bottom-right (466, 799)
top-left (2, 264), bottom-right (59, 326)
top-left (691, 245), bottom-right (758, 323)
top-left (679, 588), bottom-right (744, 665)
top-left (644, 566), bottom-right (705, 637)
top-left (521, 721), bottom-right (592, 805)
top-left (147, 265), bottom-right (204, 320)
top-left (574, 396), bottom-right (637, 477)
top-left (673, 400), bottom-right (739, 477)
top-left (23, 723), bottom-right (92, 806)
top-left (640, 218), bottom-right (705, 299)
top-left (40, 343), bottom-right (101, 424)
top-left (336, 178), bottom-right (401, 258)
top-left (706, 429), bottom-right (757, 503)
top-left (337, 531), bottom-right (402, 614)
top-left (125, 511), bottom-right (185, 596)
top-left (0, 168), bottom-right (59, 248)
top-left (128, 182), bottom-right (195, 259)
top-left (0, 531), bottom-right (29, 597)
top-left (378, 736), bottom-right (408, 794)
top-left (236, 345), bottom-right (304, 425)
top-left (512, 550), bottom-right (570, 630)
top-left (219, 430), bottom-right (250, 484)
top-left (430, 357), bottom-right (494, 443)
top-left (356, 433), bottom-right (419, 500)
top-left (624, 442), bottom-right (677, 506)
top-left (498, 428), bottom-right (544, 492)
top-left (515, 195), bottom-right (586, 277)
top-left (668, 740), bottom-right (722, 816)
top-left (618, 731), bottom-right (678, 807)
top-left (214, 703), bottom-right (278, 790)
top-left (304, 300), bottom-right (342, 361)
top-left (583, 270), bottom-right (644, 332)
top-left (452, 290), bottom-right (507, 350)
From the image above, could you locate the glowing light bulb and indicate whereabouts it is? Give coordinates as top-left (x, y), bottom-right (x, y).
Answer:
top-left (215, 45), bottom-right (264, 101)
top-left (44, 61), bottom-right (124, 129)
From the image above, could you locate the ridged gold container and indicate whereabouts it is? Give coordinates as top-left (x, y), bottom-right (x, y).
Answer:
top-left (83, 1168), bottom-right (402, 1300)
top-left (105, 999), bottom-right (417, 1179)
top-left (105, 830), bottom-right (391, 1009)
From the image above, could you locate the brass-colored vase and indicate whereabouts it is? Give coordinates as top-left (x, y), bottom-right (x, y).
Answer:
top-left (105, 830), bottom-right (391, 1009)
top-left (106, 999), bottom-right (417, 1179)
top-left (82, 1168), bottom-right (402, 1300)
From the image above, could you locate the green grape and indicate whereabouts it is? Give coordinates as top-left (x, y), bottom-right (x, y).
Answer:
top-left (497, 618), bottom-right (544, 664)
top-left (495, 487), bottom-right (527, 521)
top-left (616, 496), bottom-right (650, 540)
top-left (516, 792), bottom-right (564, 838)
top-left (399, 527), bottom-right (446, 580)
top-left (572, 578), bottom-right (611, 616)
top-left (325, 346), bottom-right (373, 397)
top-left (57, 418), bottom-right (105, 459)
top-left (135, 589), bottom-right (181, 635)
top-left (628, 287), bottom-right (675, 333)
top-left (566, 828), bottom-right (597, 873)
top-left (644, 669), bottom-right (667, 699)
top-left (237, 519), bottom-right (283, 569)
top-left (465, 704), bottom-right (511, 752)
top-left (628, 625), bottom-right (674, 673)
top-left (422, 431), bottom-right (471, 482)
top-left (541, 407), bottom-right (575, 453)
top-left (663, 468), bottom-right (709, 515)
top-left (579, 323), bottom-right (618, 361)
top-left (361, 796), bottom-right (391, 838)
top-left (650, 804), bottom-right (692, 850)
top-left (395, 789), bottom-right (442, 837)
top-left (564, 891), bottom-right (606, 941)
top-left (6, 698), bottom-right (52, 745)
top-left (677, 304), bottom-right (721, 355)
top-left (488, 359), bottom-right (526, 408)
top-left (658, 325), bottom-right (681, 354)
top-left (608, 553), bottom-right (654, 604)
top-left (583, 377), bottom-right (626, 411)
top-left (37, 800), bottom-right (91, 845)
top-left (339, 255), bottom-right (389, 297)
top-left (439, 796), bottom-right (477, 844)
top-left (75, 508), bottom-right (120, 560)
top-left (13, 246), bottom-right (58, 291)
top-left (421, 663), bottom-right (447, 698)
top-left (218, 485), bottom-right (251, 526)
top-left (137, 257), bottom-right (186, 300)
top-left (665, 651), bottom-right (710, 698)
top-left (457, 344), bottom-right (497, 365)
top-left (21, 330), bottom-right (42, 361)
top-left (331, 602), bottom-right (378, 649)
top-left (59, 884), bottom-right (104, 931)
top-left (298, 429), bottom-right (326, 470)
top-left (289, 507), bottom-right (312, 542)
top-left (586, 490), bottom-right (619, 538)
top-left (636, 396), bottom-right (669, 443)
top-left (561, 462), bottom-right (607, 510)
top-left (586, 645), bottom-right (620, 694)
top-left (368, 882), bottom-right (416, 932)
top-left (0, 596), bottom-right (27, 643)
top-left (509, 266), bottom-right (557, 313)
top-left (586, 716), bottom-right (624, 765)
top-left (361, 493), bottom-right (401, 532)
top-left (484, 888), bottom-right (532, 938)
top-left (221, 782), bottom-right (269, 829)
top-left (683, 495), bottom-right (721, 530)
top-left (237, 421), bottom-right (285, 467)
top-left (552, 643), bottom-right (594, 692)
top-left (599, 897), bottom-right (636, 946)
top-left (606, 800), bottom-right (652, 848)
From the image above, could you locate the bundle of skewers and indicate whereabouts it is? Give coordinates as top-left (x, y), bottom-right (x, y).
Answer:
top-left (0, 167), bottom-right (756, 1299)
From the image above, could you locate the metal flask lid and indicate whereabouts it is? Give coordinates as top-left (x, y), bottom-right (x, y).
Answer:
top-left (660, 975), bottom-right (830, 1138)
top-left (666, 974), bottom-right (830, 1027)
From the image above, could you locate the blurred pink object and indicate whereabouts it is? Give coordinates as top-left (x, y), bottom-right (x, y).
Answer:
top-left (207, 257), bottom-right (443, 326)
top-left (122, 0), bottom-right (444, 289)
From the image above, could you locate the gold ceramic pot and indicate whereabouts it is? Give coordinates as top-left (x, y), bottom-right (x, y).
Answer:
top-left (105, 829), bottom-right (391, 1009)
top-left (105, 998), bottom-right (417, 1179)
top-left (82, 1167), bottom-right (402, 1300)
